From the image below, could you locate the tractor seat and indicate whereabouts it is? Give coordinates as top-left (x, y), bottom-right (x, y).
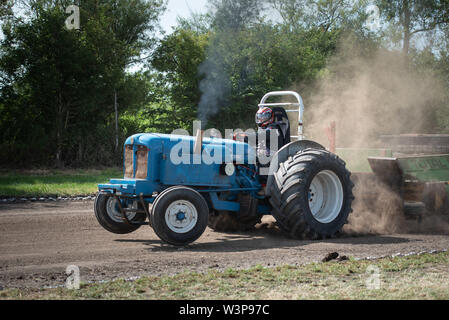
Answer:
top-left (271, 107), bottom-right (291, 144)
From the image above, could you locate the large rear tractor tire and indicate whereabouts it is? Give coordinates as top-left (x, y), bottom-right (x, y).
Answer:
top-left (94, 193), bottom-right (146, 234)
top-left (269, 148), bottom-right (354, 239)
top-left (208, 194), bottom-right (261, 232)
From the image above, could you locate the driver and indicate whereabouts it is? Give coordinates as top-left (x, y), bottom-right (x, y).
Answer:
top-left (255, 107), bottom-right (288, 165)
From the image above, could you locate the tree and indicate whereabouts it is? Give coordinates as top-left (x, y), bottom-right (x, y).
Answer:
top-left (149, 0), bottom-right (341, 133)
top-left (268, 0), bottom-right (369, 33)
top-left (176, 12), bottom-right (213, 35)
top-left (0, 0), bottom-right (166, 167)
top-left (376, 0), bottom-right (449, 55)
top-left (209, 0), bottom-right (266, 30)
top-left (0, 0), bottom-right (13, 18)
top-left (150, 29), bottom-right (209, 132)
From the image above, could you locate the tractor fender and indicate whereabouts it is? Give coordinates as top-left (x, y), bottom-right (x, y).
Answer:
top-left (265, 140), bottom-right (325, 197)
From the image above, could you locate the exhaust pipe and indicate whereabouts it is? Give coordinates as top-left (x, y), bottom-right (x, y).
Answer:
top-left (194, 129), bottom-right (204, 154)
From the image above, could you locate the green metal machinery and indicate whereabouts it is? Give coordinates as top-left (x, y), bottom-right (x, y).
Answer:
top-left (337, 134), bottom-right (449, 219)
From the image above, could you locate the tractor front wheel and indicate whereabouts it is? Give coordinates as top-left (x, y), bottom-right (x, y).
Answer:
top-left (94, 193), bottom-right (145, 234)
top-left (150, 186), bottom-right (209, 246)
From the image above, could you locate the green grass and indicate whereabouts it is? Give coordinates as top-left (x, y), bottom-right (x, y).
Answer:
top-left (0, 168), bottom-right (122, 197)
top-left (2, 251), bottom-right (449, 300)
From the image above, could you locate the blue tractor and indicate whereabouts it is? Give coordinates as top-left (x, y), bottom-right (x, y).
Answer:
top-left (95, 91), bottom-right (354, 246)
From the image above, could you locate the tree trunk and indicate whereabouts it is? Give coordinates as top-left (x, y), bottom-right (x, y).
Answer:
top-left (55, 92), bottom-right (64, 168)
top-left (77, 141), bottom-right (83, 164)
top-left (402, 0), bottom-right (411, 56)
top-left (114, 89), bottom-right (119, 152)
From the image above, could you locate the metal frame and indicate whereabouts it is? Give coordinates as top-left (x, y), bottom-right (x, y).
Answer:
top-left (258, 91), bottom-right (304, 140)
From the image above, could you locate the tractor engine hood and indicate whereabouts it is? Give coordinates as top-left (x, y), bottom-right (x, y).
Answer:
top-left (125, 133), bottom-right (256, 165)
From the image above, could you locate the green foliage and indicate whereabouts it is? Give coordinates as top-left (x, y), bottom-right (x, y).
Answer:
top-left (3, 251), bottom-right (449, 299)
top-left (1, 0), bottom-right (449, 168)
top-left (0, 0), bottom-right (165, 167)
top-left (0, 168), bottom-right (122, 196)
top-left (375, 0), bottom-right (449, 53)
top-left (413, 48), bottom-right (449, 133)
top-left (150, 29), bottom-right (209, 132)
top-left (0, 0), bottom-right (13, 19)
top-left (269, 0), bottom-right (371, 33)
top-left (195, 23), bottom-right (340, 132)
top-left (209, 0), bottom-right (264, 31)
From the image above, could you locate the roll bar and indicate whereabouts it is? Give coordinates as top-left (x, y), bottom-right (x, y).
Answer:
top-left (258, 91), bottom-right (304, 140)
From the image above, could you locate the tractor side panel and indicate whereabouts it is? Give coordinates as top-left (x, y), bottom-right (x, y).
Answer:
top-left (160, 160), bottom-right (234, 187)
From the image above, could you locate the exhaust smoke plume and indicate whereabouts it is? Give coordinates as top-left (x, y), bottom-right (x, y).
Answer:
top-left (196, 0), bottom-right (264, 129)
top-left (197, 52), bottom-right (231, 128)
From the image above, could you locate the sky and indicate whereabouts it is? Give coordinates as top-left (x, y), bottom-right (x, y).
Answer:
top-left (160, 0), bottom-right (210, 34)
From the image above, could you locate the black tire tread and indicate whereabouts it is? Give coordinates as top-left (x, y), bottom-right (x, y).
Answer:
top-left (269, 148), bottom-right (354, 239)
top-left (94, 193), bottom-right (142, 234)
top-left (150, 186), bottom-right (209, 246)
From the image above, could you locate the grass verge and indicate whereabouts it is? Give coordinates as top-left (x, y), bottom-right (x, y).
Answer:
top-left (0, 168), bottom-right (122, 197)
top-left (1, 251), bottom-right (449, 300)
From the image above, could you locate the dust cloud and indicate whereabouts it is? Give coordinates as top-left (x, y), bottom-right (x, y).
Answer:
top-left (339, 174), bottom-right (449, 236)
top-left (343, 174), bottom-right (408, 235)
top-left (304, 37), bottom-right (445, 148)
top-left (296, 37), bottom-right (448, 235)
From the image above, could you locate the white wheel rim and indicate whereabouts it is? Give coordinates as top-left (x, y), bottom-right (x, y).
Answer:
top-left (165, 200), bottom-right (198, 234)
top-left (308, 170), bottom-right (344, 223)
top-left (106, 197), bottom-right (136, 223)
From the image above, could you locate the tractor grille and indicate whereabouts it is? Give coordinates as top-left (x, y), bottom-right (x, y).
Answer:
top-left (135, 145), bottom-right (148, 179)
top-left (124, 145), bottom-right (134, 178)
top-left (124, 145), bottom-right (149, 179)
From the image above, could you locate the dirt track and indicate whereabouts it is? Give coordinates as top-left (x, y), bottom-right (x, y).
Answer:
top-left (1, 201), bottom-right (449, 289)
